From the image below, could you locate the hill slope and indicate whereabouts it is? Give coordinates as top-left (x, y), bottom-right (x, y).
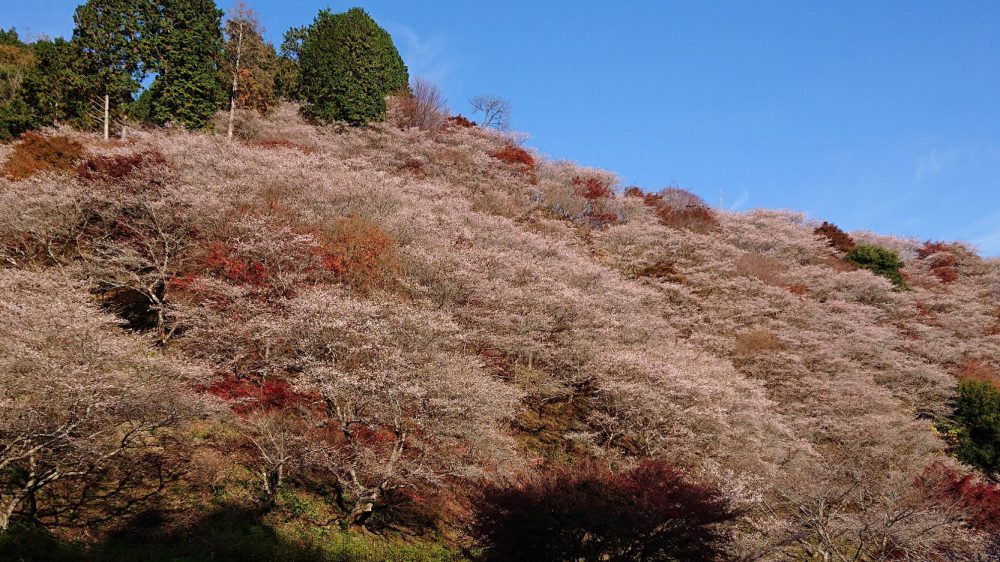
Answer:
top-left (1, 105), bottom-right (999, 560)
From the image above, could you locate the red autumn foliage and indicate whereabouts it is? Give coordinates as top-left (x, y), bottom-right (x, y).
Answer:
top-left (917, 241), bottom-right (958, 259)
top-left (571, 176), bottom-right (614, 201)
top-left (916, 461), bottom-right (1000, 532)
top-left (586, 210), bottom-right (619, 229)
top-left (203, 373), bottom-right (316, 414)
top-left (814, 221), bottom-right (856, 253)
top-left (399, 158), bottom-right (426, 178)
top-left (3, 131), bottom-right (86, 180)
top-left (626, 186), bottom-right (719, 233)
top-left (76, 150), bottom-right (167, 183)
top-left (472, 460), bottom-right (739, 562)
top-left (202, 243), bottom-right (272, 287)
top-left (917, 241), bottom-right (959, 283)
top-left (489, 143), bottom-right (535, 180)
top-left (446, 115), bottom-right (476, 128)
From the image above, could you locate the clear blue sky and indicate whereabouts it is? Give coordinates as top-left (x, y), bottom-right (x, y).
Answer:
top-left (8, 1), bottom-right (1000, 254)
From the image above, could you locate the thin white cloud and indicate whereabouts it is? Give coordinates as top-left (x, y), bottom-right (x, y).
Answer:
top-left (384, 22), bottom-right (453, 86)
top-left (914, 146), bottom-right (963, 183)
top-left (725, 185), bottom-right (750, 210)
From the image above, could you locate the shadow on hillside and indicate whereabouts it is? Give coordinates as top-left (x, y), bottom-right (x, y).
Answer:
top-left (0, 506), bottom-right (329, 562)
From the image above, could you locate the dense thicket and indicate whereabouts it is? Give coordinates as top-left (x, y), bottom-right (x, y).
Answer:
top-left (298, 8), bottom-right (408, 125)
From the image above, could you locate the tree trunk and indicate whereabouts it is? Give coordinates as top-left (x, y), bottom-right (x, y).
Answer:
top-left (103, 94), bottom-right (110, 141)
top-left (227, 19), bottom-right (245, 141)
top-left (341, 488), bottom-right (379, 529)
top-left (0, 488), bottom-right (29, 532)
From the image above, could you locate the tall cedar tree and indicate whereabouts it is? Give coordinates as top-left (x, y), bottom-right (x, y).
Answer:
top-left (299, 8), bottom-right (408, 125)
top-left (73, 0), bottom-right (154, 139)
top-left (149, 0), bottom-right (224, 129)
top-left (274, 25), bottom-right (306, 101)
top-left (21, 39), bottom-right (90, 130)
top-left (0, 29), bottom-right (35, 140)
top-left (222, 1), bottom-right (278, 132)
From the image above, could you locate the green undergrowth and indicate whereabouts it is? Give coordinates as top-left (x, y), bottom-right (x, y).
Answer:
top-left (0, 508), bottom-right (464, 562)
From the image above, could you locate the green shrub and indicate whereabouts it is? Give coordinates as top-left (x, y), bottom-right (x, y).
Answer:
top-left (954, 379), bottom-right (1000, 475)
top-left (847, 244), bottom-right (908, 289)
top-left (298, 8), bottom-right (408, 125)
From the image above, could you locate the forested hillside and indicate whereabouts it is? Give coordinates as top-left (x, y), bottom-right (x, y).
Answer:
top-left (2, 1), bottom-right (1000, 560)
top-left (1, 103), bottom-right (998, 561)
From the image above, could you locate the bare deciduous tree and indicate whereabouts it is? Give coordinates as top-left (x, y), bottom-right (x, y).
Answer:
top-left (389, 76), bottom-right (449, 131)
top-left (470, 94), bottom-right (511, 130)
top-left (0, 270), bottom-right (205, 532)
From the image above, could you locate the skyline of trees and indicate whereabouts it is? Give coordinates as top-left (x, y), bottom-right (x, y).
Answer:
top-left (0, 1), bottom-right (420, 139)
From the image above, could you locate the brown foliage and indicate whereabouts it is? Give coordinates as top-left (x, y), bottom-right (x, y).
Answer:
top-left (446, 115), bottom-right (476, 128)
top-left (390, 77), bottom-right (449, 131)
top-left (954, 358), bottom-right (1000, 390)
top-left (2, 132), bottom-right (85, 180)
top-left (626, 186), bottom-right (719, 233)
top-left (735, 253), bottom-right (787, 286)
top-left (734, 329), bottom-right (783, 355)
top-left (814, 221), bottom-right (855, 253)
top-left (241, 138), bottom-right (314, 154)
top-left (634, 261), bottom-right (685, 283)
top-left (917, 241), bottom-right (959, 283)
top-left (76, 150), bottom-right (167, 183)
top-left (399, 158), bottom-right (426, 178)
top-left (314, 216), bottom-right (401, 293)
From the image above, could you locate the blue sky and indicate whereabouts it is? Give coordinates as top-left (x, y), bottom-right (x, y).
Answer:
top-left (8, 1), bottom-right (1000, 254)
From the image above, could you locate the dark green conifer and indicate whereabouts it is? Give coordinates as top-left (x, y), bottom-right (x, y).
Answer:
top-left (299, 8), bottom-right (408, 125)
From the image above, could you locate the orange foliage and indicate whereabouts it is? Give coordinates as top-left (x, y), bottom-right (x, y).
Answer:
top-left (787, 284), bottom-right (808, 296)
top-left (734, 329), bottom-right (783, 355)
top-left (314, 216), bottom-right (400, 293)
top-left (916, 462), bottom-right (1000, 532)
top-left (203, 373), bottom-right (318, 414)
top-left (489, 143), bottom-right (535, 181)
top-left (3, 132), bottom-right (85, 180)
top-left (954, 358), bottom-right (1000, 390)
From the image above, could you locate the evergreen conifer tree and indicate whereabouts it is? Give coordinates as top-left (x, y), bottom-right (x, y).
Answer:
top-left (298, 7), bottom-right (408, 125)
top-left (149, 0), bottom-right (224, 129)
top-left (72, 0), bottom-right (153, 139)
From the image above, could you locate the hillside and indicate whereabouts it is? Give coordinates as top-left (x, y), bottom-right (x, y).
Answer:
top-left (1, 104), bottom-right (999, 561)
